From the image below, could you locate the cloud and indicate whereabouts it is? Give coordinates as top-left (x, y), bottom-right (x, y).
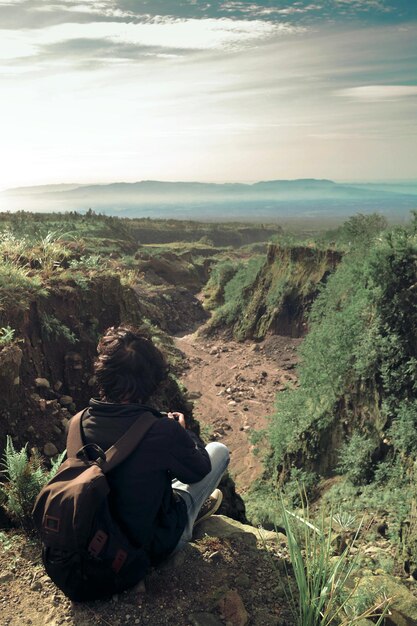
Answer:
top-left (0, 16), bottom-right (304, 72)
top-left (1, 0), bottom-right (414, 33)
top-left (31, 36), bottom-right (194, 69)
top-left (337, 85), bottom-right (417, 101)
top-left (220, 2), bottom-right (322, 17)
top-left (0, 0), bottom-right (150, 30)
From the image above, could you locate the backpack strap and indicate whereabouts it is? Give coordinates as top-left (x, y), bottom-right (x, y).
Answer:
top-left (66, 408), bottom-right (158, 473)
top-left (66, 409), bottom-right (88, 459)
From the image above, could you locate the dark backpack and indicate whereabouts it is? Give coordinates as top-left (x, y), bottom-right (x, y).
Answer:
top-left (32, 409), bottom-right (157, 602)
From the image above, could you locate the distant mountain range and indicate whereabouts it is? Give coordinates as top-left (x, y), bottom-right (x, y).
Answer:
top-left (1, 179), bottom-right (416, 222)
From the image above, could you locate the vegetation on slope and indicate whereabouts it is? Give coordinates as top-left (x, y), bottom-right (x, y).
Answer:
top-left (204, 244), bottom-right (341, 340)
top-left (248, 213), bottom-right (417, 577)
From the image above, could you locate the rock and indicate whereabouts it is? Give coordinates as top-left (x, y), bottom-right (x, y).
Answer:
top-left (353, 574), bottom-right (417, 626)
top-left (194, 515), bottom-right (284, 546)
top-left (0, 572), bottom-right (13, 584)
top-left (218, 590), bottom-right (249, 626)
top-left (209, 346), bottom-right (219, 355)
top-left (189, 613), bottom-right (224, 626)
top-left (188, 391), bottom-right (202, 400)
top-left (228, 401), bottom-right (237, 407)
top-left (162, 543), bottom-right (194, 571)
top-left (43, 442), bottom-right (58, 457)
top-left (30, 580), bottom-right (42, 591)
top-left (54, 380), bottom-right (63, 392)
top-left (59, 395), bottom-right (73, 407)
top-left (35, 378), bottom-right (50, 389)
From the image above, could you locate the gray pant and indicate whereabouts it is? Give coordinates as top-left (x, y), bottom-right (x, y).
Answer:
top-left (172, 442), bottom-right (230, 552)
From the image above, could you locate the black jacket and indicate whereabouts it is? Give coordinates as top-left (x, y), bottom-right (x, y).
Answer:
top-left (81, 399), bottom-right (211, 563)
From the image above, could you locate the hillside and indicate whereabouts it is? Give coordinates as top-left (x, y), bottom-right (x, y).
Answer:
top-left (1, 211), bottom-right (417, 625)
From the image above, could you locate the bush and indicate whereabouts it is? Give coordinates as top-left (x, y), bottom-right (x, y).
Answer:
top-left (337, 433), bottom-right (376, 485)
top-left (40, 313), bottom-right (78, 344)
top-left (388, 400), bottom-right (417, 456)
top-left (0, 260), bottom-right (47, 311)
top-left (0, 326), bottom-right (15, 347)
top-left (0, 436), bottom-right (65, 532)
top-left (208, 255), bottom-right (265, 332)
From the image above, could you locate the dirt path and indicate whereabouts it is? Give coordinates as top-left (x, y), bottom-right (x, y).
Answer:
top-left (175, 332), bottom-right (302, 494)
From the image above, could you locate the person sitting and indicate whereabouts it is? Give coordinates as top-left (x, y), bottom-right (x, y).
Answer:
top-left (80, 325), bottom-right (230, 565)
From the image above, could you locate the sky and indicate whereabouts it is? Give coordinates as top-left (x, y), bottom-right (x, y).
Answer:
top-left (0, 0), bottom-right (416, 189)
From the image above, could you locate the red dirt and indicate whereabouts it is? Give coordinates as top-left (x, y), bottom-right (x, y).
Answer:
top-left (175, 332), bottom-right (302, 494)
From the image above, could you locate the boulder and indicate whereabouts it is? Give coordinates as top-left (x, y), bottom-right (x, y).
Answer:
top-left (194, 515), bottom-right (285, 547)
top-left (353, 574), bottom-right (417, 626)
top-left (43, 442), bottom-right (58, 457)
top-left (35, 378), bottom-right (50, 389)
top-left (59, 395), bottom-right (73, 407)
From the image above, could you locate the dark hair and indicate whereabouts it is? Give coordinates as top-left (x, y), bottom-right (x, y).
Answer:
top-left (94, 326), bottom-right (168, 403)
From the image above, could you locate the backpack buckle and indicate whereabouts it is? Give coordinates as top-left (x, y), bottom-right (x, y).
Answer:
top-left (44, 515), bottom-right (60, 532)
top-left (76, 444), bottom-right (106, 465)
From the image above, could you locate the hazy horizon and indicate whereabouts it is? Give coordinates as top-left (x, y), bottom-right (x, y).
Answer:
top-left (3, 176), bottom-right (417, 194)
top-left (1, 1), bottom-right (416, 191)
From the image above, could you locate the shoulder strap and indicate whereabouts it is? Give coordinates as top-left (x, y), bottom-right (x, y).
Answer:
top-left (66, 408), bottom-right (158, 473)
top-left (66, 409), bottom-right (88, 459)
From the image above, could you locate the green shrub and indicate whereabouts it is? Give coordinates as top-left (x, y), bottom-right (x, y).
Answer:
top-left (283, 467), bottom-right (319, 505)
top-left (337, 433), bottom-right (376, 485)
top-left (203, 258), bottom-right (238, 309)
top-left (0, 436), bottom-right (65, 532)
top-left (69, 255), bottom-right (104, 270)
top-left (209, 255), bottom-right (265, 331)
top-left (0, 260), bottom-right (47, 311)
top-left (40, 313), bottom-right (78, 344)
top-left (0, 326), bottom-right (15, 346)
top-left (388, 400), bottom-right (417, 456)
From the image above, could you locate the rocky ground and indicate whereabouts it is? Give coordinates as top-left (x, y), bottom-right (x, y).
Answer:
top-left (0, 517), bottom-right (292, 626)
top-left (175, 333), bottom-right (302, 493)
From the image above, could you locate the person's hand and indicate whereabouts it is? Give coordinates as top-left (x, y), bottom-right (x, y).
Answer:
top-left (167, 411), bottom-right (186, 429)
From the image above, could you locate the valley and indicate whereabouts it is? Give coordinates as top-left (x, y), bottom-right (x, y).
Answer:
top-left (175, 331), bottom-right (300, 493)
top-left (1, 210), bottom-right (417, 625)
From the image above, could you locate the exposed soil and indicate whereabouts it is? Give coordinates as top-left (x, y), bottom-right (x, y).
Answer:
top-left (175, 332), bottom-right (302, 493)
top-left (0, 315), bottom-right (302, 626)
top-left (0, 519), bottom-right (292, 626)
